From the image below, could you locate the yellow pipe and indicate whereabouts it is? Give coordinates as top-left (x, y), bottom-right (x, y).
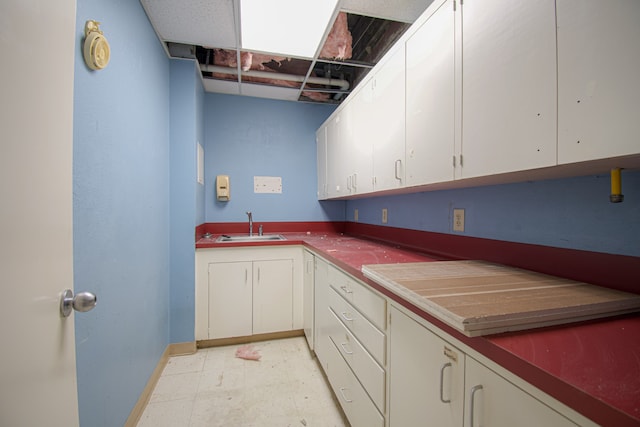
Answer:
top-left (610, 168), bottom-right (624, 203)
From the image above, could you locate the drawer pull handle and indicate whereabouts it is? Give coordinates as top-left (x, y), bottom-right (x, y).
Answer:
top-left (439, 362), bottom-right (452, 403)
top-left (340, 342), bottom-right (353, 355)
top-left (339, 387), bottom-right (353, 403)
top-left (341, 311), bottom-right (354, 322)
top-left (340, 285), bottom-right (353, 294)
top-left (470, 384), bottom-right (483, 427)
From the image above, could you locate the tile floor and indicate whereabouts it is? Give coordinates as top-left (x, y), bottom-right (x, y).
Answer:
top-left (136, 337), bottom-right (349, 427)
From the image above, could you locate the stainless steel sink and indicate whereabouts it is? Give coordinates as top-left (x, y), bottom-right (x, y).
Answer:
top-left (215, 234), bottom-right (286, 243)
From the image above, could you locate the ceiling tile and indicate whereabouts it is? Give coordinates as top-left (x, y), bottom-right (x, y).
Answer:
top-left (141, 0), bottom-right (237, 48)
top-left (340, 0), bottom-right (434, 23)
top-left (240, 84), bottom-right (300, 101)
top-left (202, 79), bottom-right (240, 95)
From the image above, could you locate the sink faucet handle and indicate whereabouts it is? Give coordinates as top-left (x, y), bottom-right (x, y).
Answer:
top-left (246, 211), bottom-right (253, 236)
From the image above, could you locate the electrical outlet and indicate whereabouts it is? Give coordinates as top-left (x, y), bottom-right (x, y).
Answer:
top-left (382, 208), bottom-right (388, 224)
top-left (354, 209), bottom-right (359, 222)
top-left (453, 208), bottom-right (465, 232)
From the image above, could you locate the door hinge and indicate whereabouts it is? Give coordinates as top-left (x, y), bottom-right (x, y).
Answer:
top-left (453, 155), bottom-right (457, 167)
top-left (453, 0), bottom-right (457, 12)
top-left (460, 154), bottom-right (464, 167)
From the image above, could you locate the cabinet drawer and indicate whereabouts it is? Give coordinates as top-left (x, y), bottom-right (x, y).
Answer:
top-left (325, 336), bottom-right (385, 427)
top-left (329, 286), bottom-right (386, 365)
top-left (328, 308), bottom-right (385, 413)
top-left (328, 266), bottom-right (386, 330)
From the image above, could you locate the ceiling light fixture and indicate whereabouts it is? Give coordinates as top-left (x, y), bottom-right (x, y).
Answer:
top-left (240, 0), bottom-right (339, 58)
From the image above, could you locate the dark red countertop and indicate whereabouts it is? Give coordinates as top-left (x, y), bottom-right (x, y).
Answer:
top-left (196, 229), bottom-right (640, 427)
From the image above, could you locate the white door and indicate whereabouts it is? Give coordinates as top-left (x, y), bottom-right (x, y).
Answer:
top-left (0, 1), bottom-right (80, 426)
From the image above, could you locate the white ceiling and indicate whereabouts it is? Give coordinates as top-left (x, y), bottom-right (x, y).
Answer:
top-left (140, 0), bottom-right (434, 103)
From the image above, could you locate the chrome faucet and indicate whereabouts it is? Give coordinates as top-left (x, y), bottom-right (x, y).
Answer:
top-left (246, 211), bottom-right (253, 236)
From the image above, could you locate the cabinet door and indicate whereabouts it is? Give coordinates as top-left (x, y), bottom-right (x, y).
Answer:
top-left (208, 261), bottom-right (253, 339)
top-left (252, 259), bottom-right (293, 334)
top-left (326, 108), bottom-right (354, 198)
top-left (557, 0), bottom-right (640, 164)
top-left (302, 251), bottom-right (314, 349)
top-left (371, 46), bottom-right (406, 191)
top-left (389, 307), bottom-right (464, 427)
top-left (313, 257), bottom-right (330, 370)
top-left (405, 0), bottom-right (456, 186)
top-left (461, 0), bottom-right (557, 178)
top-left (316, 126), bottom-right (328, 200)
top-left (465, 357), bottom-right (578, 427)
top-left (349, 82), bottom-right (374, 195)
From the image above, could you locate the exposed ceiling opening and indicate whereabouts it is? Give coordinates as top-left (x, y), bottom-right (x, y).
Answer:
top-left (141, 0), bottom-right (434, 104)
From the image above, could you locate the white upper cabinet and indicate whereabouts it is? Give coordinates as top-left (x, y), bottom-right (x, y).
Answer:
top-left (405, 0), bottom-right (456, 187)
top-left (316, 0), bottom-right (640, 201)
top-left (349, 81), bottom-right (375, 195)
top-left (557, 0), bottom-right (640, 164)
top-left (326, 107), bottom-right (354, 198)
top-left (316, 126), bottom-right (328, 200)
top-left (460, 0), bottom-right (557, 179)
top-left (369, 46), bottom-right (406, 191)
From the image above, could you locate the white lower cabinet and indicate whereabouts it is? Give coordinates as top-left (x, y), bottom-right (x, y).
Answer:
top-left (464, 357), bottom-right (578, 427)
top-left (323, 265), bottom-right (387, 427)
top-left (312, 256), bottom-right (331, 371)
top-left (389, 306), bottom-right (464, 427)
top-left (389, 306), bottom-right (583, 427)
top-left (195, 247), bottom-right (303, 341)
top-left (325, 332), bottom-right (385, 427)
top-left (208, 258), bottom-right (293, 338)
top-left (207, 261), bottom-right (253, 339)
top-left (251, 259), bottom-right (294, 335)
top-left (302, 250), bottom-right (315, 349)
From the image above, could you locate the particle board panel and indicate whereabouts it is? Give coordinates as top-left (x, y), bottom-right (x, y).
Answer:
top-left (362, 260), bottom-right (640, 336)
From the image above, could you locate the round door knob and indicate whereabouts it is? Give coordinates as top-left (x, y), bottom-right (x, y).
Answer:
top-left (60, 289), bottom-right (97, 317)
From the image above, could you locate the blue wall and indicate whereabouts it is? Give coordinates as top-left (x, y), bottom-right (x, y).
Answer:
top-left (73, 0), bottom-right (170, 426)
top-left (347, 170), bottom-right (640, 257)
top-left (203, 93), bottom-right (341, 224)
top-left (169, 59), bottom-right (203, 343)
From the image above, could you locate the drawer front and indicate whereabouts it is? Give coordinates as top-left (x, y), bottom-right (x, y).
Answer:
top-left (328, 308), bottom-right (385, 413)
top-left (329, 286), bottom-right (386, 365)
top-left (328, 266), bottom-right (387, 330)
top-left (325, 337), bottom-right (385, 427)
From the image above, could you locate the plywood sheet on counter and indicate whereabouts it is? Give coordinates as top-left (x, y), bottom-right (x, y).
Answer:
top-left (362, 260), bottom-right (640, 336)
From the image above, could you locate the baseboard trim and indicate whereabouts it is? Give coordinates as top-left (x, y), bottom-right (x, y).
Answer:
top-left (168, 341), bottom-right (197, 356)
top-left (124, 341), bottom-right (197, 427)
top-left (197, 329), bottom-right (304, 349)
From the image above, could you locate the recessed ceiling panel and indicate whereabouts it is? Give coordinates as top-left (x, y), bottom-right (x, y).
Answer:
top-left (140, 0), bottom-right (236, 48)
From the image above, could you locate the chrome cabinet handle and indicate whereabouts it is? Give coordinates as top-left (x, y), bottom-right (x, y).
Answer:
top-left (60, 289), bottom-right (97, 317)
top-left (440, 362), bottom-right (452, 403)
top-left (340, 311), bottom-right (353, 321)
top-left (470, 384), bottom-right (483, 427)
top-left (340, 342), bottom-right (353, 355)
top-left (339, 387), bottom-right (353, 403)
top-left (395, 159), bottom-right (402, 180)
